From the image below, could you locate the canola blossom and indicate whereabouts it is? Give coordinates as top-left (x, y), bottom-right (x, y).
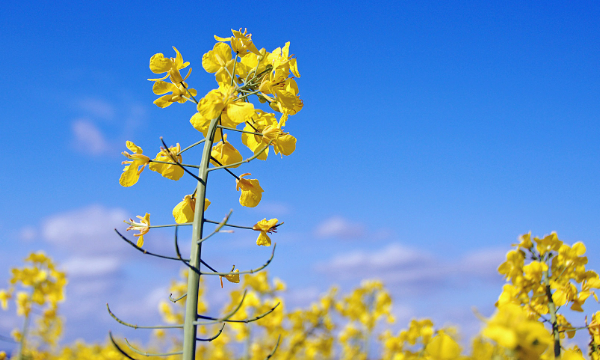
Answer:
top-left (110, 28), bottom-right (301, 360)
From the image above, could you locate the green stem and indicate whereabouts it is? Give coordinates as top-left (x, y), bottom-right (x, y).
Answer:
top-left (18, 311), bottom-right (30, 360)
top-left (230, 55), bottom-right (238, 87)
top-left (182, 116), bottom-right (220, 360)
top-left (542, 267), bottom-right (561, 357)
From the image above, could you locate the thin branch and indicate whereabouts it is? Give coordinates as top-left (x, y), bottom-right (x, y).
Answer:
top-left (265, 335), bottom-right (282, 360)
top-left (210, 156), bottom-right (240, 180)
top-left (198, 210), bottom-right (233, 244)
top-left (180, 81), bottom-right (199, 104)
top-left (109, 331), bottom-right (137, 360)
top-left (217, 125), bottom-right (263, 136)
top-left (200, 244), bottom-right (277, 276)
top-left (204, 219), bottom-right (254, 230)
top-left (197, 323), bottom-right (226, 342)
top-left (125, 338), bottom-right (183, 356)
top-left (208, 141), bottom-right (273, 172)
top-left (107, 303), bottom-right (183, 329)
top-left (115, 229), bottom-right (190, 262)
top-left (149, 160), bottom-right (201, 169)
top-left (178, 139), bottom-right (206, 155)
top-left (197, 302), bottom-right (280, 324)
top-left (194, 290), bottom-right (247, 326)
top-left (160, 137), bottom-right (205, 185)
top-left (169, 293), bottom-right (187, 303)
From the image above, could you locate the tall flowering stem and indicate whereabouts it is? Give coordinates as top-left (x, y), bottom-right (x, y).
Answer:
top-left (182, 116), bottom-right (219, 359)
top-left (112, 28), bottom-right (302, 360)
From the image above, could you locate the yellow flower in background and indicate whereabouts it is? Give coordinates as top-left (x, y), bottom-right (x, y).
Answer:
top-left (425, 331), bottom-right (461, 360)
top-left (148, 143), bottom-right (185, 181)
top-left (172, 195), bottom-right (210, 224)
top-left (236, 173), bottom-right (263, 208)
top-left (252, 218), bottom-right (279, 246)
top-left (534, 232), bottom-right (563, 256)
top-left (215, 28), bottom-right (260, 57)
top-left (0, 290), bottom-right (11, 310)
top-left (210, 134), bottom-right (243, 168)
top-left (16, 291), bottom-right (30, 316)
top-left (119, 141), bottom-right (151, 187)
top-left (125, 213), bottom-right (150, 247)
top-left (148, 46), bottom-right (190, 85)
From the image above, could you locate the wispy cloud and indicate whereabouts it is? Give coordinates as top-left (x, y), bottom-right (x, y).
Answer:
top-left (315, 243), bottom-right (505, 294)
top-left (37, 204), bottom-right (171, 342)
top-left (77, 98), bottom-right (115, 120)
top-left (314, 216), bottom-right (365, 239)
top-left (71, 118), bottom-right (112, 156)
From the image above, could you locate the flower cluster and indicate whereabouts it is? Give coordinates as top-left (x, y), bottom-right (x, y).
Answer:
top-left (0, 252), bottom-right (66, 356)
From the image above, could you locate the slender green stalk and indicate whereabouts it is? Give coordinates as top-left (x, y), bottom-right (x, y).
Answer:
top-left (182, 116), bottom-right (220, 360)
top-left (107, 304), bottom-right (183, 329)
top-left (17, 311), bottom-right (30, 360)
top-left (542, 265), bottom-right (561, 357)
top-left (125, 339), bottom-right (183, 356)
top-left (178, 139), bottom-right (206, 155)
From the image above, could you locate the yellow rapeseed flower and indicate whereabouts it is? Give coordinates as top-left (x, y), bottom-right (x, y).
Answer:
top-left (148, 46), bottom-right (190, 85)
top-left (236, 173), bottom-right (263, 208)
top-left (148, 143), bottom-right (185, 181)
top-left (214, 29), bottom-right (260, 57)
top-left (190, 85), bottom-right (255, 139)
top-left (125, 213), bottom-right (150, 247)
top-left (220, 266), bottom-right (240, 288)
top-left (119, 141), bottom-right (151, 187)
top-left (172, 195), bottom-right (210, 224)
top-left (210, 134), bottom-right (243, 168)
top-left (252, 218), bottom-right (279, 246)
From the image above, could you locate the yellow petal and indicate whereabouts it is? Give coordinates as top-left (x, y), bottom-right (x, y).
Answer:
top-left (173, 195), bottom-right (195, 224)
top-left (136, 235), bottom-right (144, 247)
top-left (149, 53), bottom-right (172, 74)
top-left (153, 81), bottom-right (177, 95)
top-left (126, 141), bottom-right (143, 154)
top-left (153, 94), bottom-right (176, 108)
top-left (275, 134), bottom-right (296, 156)
top-left (256, 232), bottom-right (271, 246)
top-left (226, 101), bottom-right (254, 125)
top-left (119, 165), bottom-right (140, 187)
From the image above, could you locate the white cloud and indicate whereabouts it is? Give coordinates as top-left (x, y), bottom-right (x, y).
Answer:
top-left (18, 226), bottom-right (37, 242)
top-left (72, 118), bottom-right (112, 155)
top-left (42, 204), bottom-right (128, 255)
top-left (315, 216), bottom-right (365, 239)
top-left (78, 98), bottom-right (115, 120)
top-left (63, 256), bottom-right (121, 278)
top-left (315, 243), bottom-right (504, 293)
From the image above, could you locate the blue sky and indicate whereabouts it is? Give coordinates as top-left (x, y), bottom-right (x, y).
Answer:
top-left (1, 0), bottom-right (600, 351)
